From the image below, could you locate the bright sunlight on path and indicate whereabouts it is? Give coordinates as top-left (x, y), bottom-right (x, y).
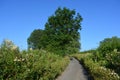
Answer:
top-left (56, 58), bottom-right (88, 80)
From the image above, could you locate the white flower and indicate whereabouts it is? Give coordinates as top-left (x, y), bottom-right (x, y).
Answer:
top-left (14, 57), bottom-right (18, 61)
top-left (11, 45), bottom-right (18, 50)
top-left (22, 58), bottom-right (25, 61)
top-left (14, 57), bottom-right (25, 62)
top-left (30, 48), bottom-right (33, 51)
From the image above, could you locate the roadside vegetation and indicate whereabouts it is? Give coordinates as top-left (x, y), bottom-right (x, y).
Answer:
top-left (72, 36), bottom-right (120, 80)
top-left (0, 40), bottom-right (69, 80)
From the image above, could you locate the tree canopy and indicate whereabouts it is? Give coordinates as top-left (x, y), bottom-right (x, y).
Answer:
top-left (97, 36), bottom-right (120, 56)
top-left (27, 7), bottom-right (83, 55)
top-left (27, 29), bottom-right (44, 49)
top-left (44, 7), bottom-right (82, 54)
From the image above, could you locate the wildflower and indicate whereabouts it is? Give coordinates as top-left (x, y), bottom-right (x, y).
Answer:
top-left (14, 57), bottom-right (25, 62)
top-left (22, 58), bottom-right (25, 61)
top-left (11, 45), bottom-right (18, 50)
top-left (30, 48), bottom-right (33, 51)
top-left (100, 67), bottom-right (106, 71)
top-left (14, 57), bottom-right (18, 61)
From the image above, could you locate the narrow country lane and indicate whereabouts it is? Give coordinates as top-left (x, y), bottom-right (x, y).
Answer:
top-left (56, 58), bottom-right (88, 80)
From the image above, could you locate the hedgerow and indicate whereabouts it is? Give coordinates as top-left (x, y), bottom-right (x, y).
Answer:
top-left (72, 53), bottom-right (120, 80)
top-left (0, 40), bottom-right (69, 80)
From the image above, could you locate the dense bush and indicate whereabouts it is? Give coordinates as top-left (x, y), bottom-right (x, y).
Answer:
top-left (105, 50), bottom-right (120, 75)
top-left (72, 53), bottom-right (120, 80)
top-left (93, 36), bottom-right (120, 75)
top-left (0, 40), bottom-right (69, 80)
top-left (97, 36), bottom-right (120, 57)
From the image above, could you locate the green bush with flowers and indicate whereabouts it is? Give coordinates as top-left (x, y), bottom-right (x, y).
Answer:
top-left (72, 53), bottom-right (120, 80)
top-left (0, 40), bottom-right (69, 80)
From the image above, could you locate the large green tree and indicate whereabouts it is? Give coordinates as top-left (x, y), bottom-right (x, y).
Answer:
top-left (44, 7), bottom-right (83, 54)
top-left (27, 7), bottom-right (83, 55)
top-left (27, 29), bottom-right (44, 49)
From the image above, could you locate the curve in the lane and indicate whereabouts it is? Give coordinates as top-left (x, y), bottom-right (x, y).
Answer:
top-left (56, 57), bottom-right (88, 80)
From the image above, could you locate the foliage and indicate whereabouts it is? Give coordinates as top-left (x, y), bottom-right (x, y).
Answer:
top-left (0, 40), bottom-right (69, 80)
top-left (27, 29), bottom-right (44, 49)
top-left (97, 36), bottom-right (120, 57)
top-left (72, 53), bottom-right (120, 80)
top-left (92, 36), bottom-right (120, 75)
top-left (44, 7), bottom-right (82, 54)
top-left (80, 49), bottom-right (96, 54)
top-left (0, 40), bottom-right (21, 79)
top-left (105, 50), bottom-right (120, 75)
top-left (27, 7), bottom-right (83, 55)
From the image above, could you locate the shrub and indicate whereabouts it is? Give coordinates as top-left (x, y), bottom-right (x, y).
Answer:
top-left (97, 36), bottom-right (120, 57)
top-left (0, 40), bottom-right (69, 80)
top-left (105, 50), bottom-right (120, 75)
top-left (72, 53), bottom-right (120, 80)
top-left (84, 59), bottom-right (120, 80)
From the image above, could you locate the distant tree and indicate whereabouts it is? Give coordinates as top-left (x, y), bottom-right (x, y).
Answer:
top-left (27, 29), bottom-right (44, 50)
top-left (44, 7), bottom-right (83, 54)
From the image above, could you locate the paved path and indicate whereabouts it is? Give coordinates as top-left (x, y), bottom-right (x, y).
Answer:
top-left (56, 58), bottom-right (88, 80)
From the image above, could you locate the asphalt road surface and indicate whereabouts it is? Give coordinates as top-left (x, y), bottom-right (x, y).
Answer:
top-left (56, 57), bottom-right (88, 80)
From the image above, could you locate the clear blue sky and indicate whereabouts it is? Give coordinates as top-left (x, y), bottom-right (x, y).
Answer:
top-left (0, 0), bottom-right (120, 51)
